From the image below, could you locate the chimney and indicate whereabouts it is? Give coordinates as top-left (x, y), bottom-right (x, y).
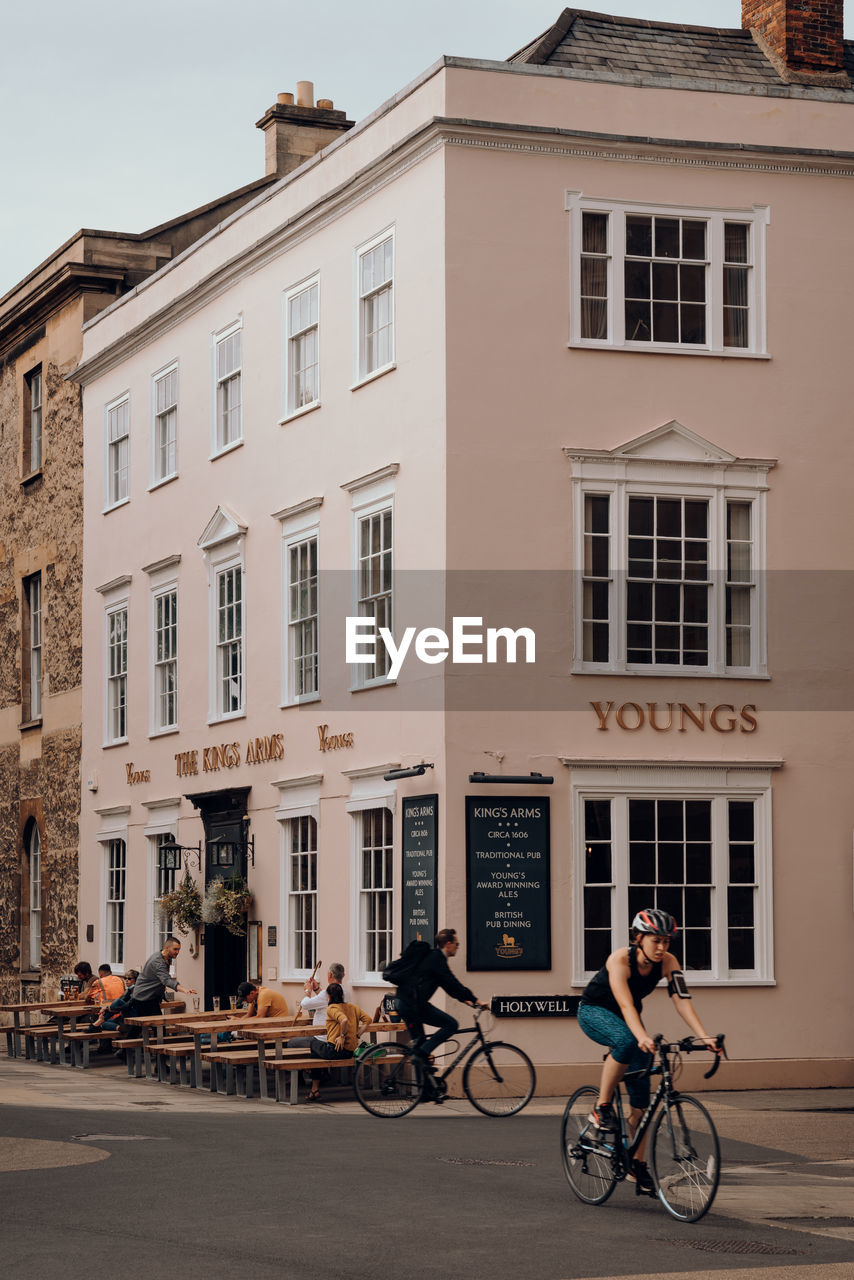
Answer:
top-left (256, 83), bottom-right (354, 178)
top-left (742, 1), bottom-right (848, 83)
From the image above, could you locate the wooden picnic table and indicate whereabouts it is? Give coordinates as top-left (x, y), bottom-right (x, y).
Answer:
top-left (233, 1019), bottom-right (403, 1102)
top-left (0, 1000), bottom-right (89, 1058)
top-left (169, 1014), bottom-right (305, 1090)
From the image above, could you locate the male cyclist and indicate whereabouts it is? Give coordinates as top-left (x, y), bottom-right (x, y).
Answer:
top-left (393, 927), bottom-right (482, 1075)
top-left (577, 908), bottom-right (717, 1195)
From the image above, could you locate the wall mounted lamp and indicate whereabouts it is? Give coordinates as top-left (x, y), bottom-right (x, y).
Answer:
top-left (468, 771), bottom-right (554, 785)
top-left (383, 763), bottom-right (435, 780)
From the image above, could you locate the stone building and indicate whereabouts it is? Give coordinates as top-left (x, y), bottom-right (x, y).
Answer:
top-left (0, 88), bottom-right (351, 1005)
top-left (72, 0), bottom-right (853, 1090)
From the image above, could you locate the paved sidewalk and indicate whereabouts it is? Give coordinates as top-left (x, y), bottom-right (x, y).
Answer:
top-left (2, 1056), bottom-right (852, 1248)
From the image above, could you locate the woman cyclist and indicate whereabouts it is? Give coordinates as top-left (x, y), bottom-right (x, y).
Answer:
top-left (577, 908), bottom-right (718, 1195)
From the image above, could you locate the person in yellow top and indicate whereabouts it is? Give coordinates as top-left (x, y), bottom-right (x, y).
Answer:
top-left (235, 981), bottom-right (289, 1018)
top-left (307, 983), bottom-right (372, 1101)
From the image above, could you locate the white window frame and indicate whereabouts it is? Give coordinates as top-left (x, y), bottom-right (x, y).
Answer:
top-left (26, 366), bottom-right (42, 474)
top-left (355, 228), bottom-right (395, 385)
top-left (343, 466), bottom-right (399, 690)
top-left (151, 361), bottom-right (178, 487)
top-left (105, 836), bottom-right (127, 972)
top-left (28, 823), bottom-right (41, 971)
top-left (104, 393), bottom-right (130, 510)
top-left (345, 768), bottom-right (397, 983)
top-left (568, 424), bottom-right (773, 678)
top-left (357, 807), bottom-right (394, 981)
top-left (211, 319), bottom-right (243, 456)
top-left (151, 582), bottom-right (179, 735)
top-left (199, 511), bottom-right (247, 724)
top-left (24, 572), bottom-right (42, 722)
top-left (287, 815), bottom-right (319, 975)
top-left (278, 501), bottom-right (321, 705)
top-left (283, 275), bottom-right (320, 420)
top-left (275, 777), bottom-right (322, 981)
top-left (105, 600), bottom-right (129, 745)
top-left (566, 193), bottom-right (769, 358)
top-left (570, 761), bottom-right (776, 987)
top-left (214, 559), bottom-right (244, 721)
top-left (143, 801), bottom-right (182, 957)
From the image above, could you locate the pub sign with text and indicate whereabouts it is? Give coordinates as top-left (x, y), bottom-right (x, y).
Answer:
top-left (466, 795), bottom-right (551, 971)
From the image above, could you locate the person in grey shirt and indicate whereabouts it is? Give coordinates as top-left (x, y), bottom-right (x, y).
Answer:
top-left (127, 936), bottom-right (197, 1017)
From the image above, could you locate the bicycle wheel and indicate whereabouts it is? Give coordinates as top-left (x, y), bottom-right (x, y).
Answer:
top-left (650, 1094), bottom-right (720, 1222)
top-left (463, 1042), bottom-right (536, 1116)
top-left (560, 1086), bottom-right (618, 1205)
top-left (353, 1043), bottom-right (424, 1118)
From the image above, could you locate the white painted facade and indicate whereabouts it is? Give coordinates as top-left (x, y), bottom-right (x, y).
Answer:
top-left (75, 44), bottom-right (854, 1091)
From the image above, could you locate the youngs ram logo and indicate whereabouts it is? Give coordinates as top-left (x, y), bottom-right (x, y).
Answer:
top-left (346, 616), bottom-right (536, 679)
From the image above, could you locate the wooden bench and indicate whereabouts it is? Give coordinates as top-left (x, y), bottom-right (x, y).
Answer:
top-left (270, 1054), bottom-right (359, 1105)
top-left (63, 1028), bottom-right (118, 1068)
top-left (22, 1024), bottom-right (62, 1064)
top-left (114, 1037), bottom-right (145, 1077)
top-left (148, 1040), bottom-right (197, 1086)
top-left (202, 1045), bottom-right (307, 1098)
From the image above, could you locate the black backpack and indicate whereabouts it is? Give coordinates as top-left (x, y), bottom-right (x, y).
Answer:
top-left (381, 939), bottom-right (430, 992)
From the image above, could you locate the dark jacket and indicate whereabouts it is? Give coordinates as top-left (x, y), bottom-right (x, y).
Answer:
top-left (408, 947), bottom-right (476, 1007)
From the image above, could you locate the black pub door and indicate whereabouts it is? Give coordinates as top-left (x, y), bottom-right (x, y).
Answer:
top-left (188, 787), bottom-right (250, 1009)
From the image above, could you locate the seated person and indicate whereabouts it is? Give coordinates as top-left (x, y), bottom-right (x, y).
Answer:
top-left (92, 970), bottom-right (139, 1030)
top-left (291, 962), bottom-right (351, 1051)
top-left (307, 983), bottom-right (372, 1101)
top-left (234, 981), bottom-right (289, 1018)
top-left (73, 961), bottom-right (95, 1000)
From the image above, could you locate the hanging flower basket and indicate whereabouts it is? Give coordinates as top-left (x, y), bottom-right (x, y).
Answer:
top-left (202, 876), bottom-right (253, 937)
top-left (157, 873), bottom-right (203, 935)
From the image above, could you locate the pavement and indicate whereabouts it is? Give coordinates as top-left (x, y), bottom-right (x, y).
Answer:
top-left (1, 1055), bottom-right (852, 1279)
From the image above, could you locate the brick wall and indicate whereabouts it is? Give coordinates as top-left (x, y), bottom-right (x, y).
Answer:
top-left (742, 1), bottom-right (845, 73)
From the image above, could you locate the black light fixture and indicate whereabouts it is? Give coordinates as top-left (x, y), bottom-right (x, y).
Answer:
top-left (468, 771), bottom-right (554, 784)
top-left (207, 837), bottom-right (236, 868)
top-left (157, 841), bottom-right (202, 872)
top-left (383, 763), bottom-right (435, 781)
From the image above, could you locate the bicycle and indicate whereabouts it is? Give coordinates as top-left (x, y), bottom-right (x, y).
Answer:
top-left (560, 1033), bottom-right (726, 1222)
top-left (353, 1006), bottom-right (536, 1119)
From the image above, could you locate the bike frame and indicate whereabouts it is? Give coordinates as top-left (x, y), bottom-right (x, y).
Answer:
top-left (610, 1056), bottom-right (673, 1173)
top-left (605, 1034), bottom-right (724, 1173)
top-left (431, 1015), bottom-right (489, 1084)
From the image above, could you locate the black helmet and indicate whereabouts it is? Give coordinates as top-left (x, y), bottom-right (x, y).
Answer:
top-left (632, 908), bottom-right (677, 939)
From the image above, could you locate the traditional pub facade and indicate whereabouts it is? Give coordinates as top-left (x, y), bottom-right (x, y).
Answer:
top-left (0, 93), bottom-right (348, 1007)
top-left (72, 3), bottom-right (854, 1090)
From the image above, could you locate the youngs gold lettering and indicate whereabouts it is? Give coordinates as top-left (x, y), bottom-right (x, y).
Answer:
top-left (317, 724), bottom-right (355, 752)
top-left (591, 701), bottom-right (758, 734)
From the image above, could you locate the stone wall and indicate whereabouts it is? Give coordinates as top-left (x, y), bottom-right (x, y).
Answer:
top-left (0, 344), bottom-right (83, 1009)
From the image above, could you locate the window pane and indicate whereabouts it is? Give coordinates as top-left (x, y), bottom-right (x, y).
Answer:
top-left (681, 220), bottom-right (707, 260)
top-left (625, 299), bottom-right (651, 341)
top-left (625, 215), bottom-right (652, 257)
top-left (724, 223), bottom-right (749, 264)
top-left (654, 218), bottom-right (679, 258)
top-left (582, 211), bottom-right (608, 254)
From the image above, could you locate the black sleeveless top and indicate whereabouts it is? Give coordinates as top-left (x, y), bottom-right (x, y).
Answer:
top-left (580, 945), bottom-right (663, 1017)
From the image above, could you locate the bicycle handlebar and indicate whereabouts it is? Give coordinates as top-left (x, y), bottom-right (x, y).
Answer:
top-left (634, 1033), bottom-right (727, 1081)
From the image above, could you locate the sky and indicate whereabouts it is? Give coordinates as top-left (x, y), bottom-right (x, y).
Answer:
top-left (2, 0), bottom-right (852, 297)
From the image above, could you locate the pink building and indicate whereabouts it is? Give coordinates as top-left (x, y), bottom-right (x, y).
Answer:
top-left (74, 3), bottom-right (854, 1091)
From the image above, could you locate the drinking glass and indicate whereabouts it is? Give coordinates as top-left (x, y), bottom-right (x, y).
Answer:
top-left (192, 996), bottom-right (200, 1012)
top-left (229, 995), bottom-right (238, 1010)
top-left (212, 996), bottom-right (221, 1012)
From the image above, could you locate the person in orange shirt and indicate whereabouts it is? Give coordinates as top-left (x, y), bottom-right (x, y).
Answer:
top-left (89, 964), bottom-right (128, 1004)
top-left (306, 983), bottom-right (372, 1101)
top-left (234, 981), bottom-right (290, 1018)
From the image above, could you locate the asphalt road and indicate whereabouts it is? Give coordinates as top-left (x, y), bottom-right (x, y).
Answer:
top-left (1, 1058), bottom-right (852, 1280)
